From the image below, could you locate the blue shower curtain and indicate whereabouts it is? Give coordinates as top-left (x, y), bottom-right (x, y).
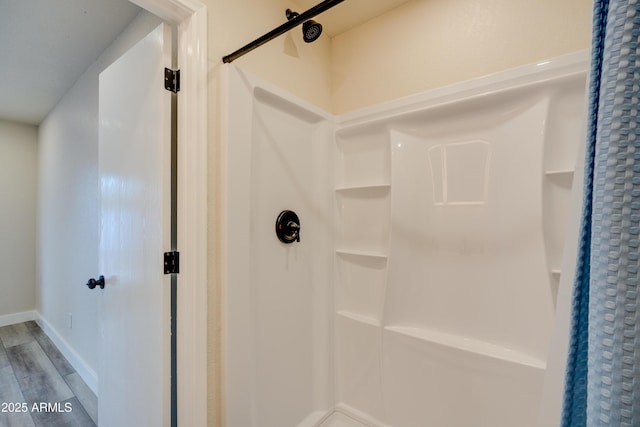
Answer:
top-left (562, 0), bottom-right (640, 425)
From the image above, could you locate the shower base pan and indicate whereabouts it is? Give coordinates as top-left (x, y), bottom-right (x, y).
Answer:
top-left (319, 412), bottom-right (367, 427)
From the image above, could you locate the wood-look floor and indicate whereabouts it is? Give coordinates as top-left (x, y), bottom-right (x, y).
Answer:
top-left (0, 321), bottom-right (97, 427)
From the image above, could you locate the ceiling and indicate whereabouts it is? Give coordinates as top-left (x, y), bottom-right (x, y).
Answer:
top-left (0, 0), bottom-right (410, 126)
top-left (0, 0), bottom-right (140, 125)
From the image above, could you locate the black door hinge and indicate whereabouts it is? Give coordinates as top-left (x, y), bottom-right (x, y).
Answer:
top-left (164, 68), bottom-right (180, 93)
top-left (164, 251), bottom-right (180, 274)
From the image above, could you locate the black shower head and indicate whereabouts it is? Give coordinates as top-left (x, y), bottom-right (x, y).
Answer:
top-left (286, 8), bottom-right (323, 43)
top-left (302, 20), bottom-right (322, 43)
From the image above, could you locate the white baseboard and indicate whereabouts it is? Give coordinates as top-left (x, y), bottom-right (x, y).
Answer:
top-left (35, 313), bottom-right (98, 396)
top-left (0, 310), bottom-right (37, 327)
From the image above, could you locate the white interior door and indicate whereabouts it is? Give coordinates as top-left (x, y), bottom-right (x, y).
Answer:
top-left (98, 22), bottom-right (173, 427)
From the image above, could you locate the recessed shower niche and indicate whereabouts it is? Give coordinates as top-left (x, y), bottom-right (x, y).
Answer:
top-left (335, 127), bottom-right (390, 189)
top-left (335, 186), bottom-right (390, 255)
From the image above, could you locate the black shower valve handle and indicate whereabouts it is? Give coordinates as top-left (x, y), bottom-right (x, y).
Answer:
top-left (288, 220), bottom-right (301, 242)
top-left (85, 275), bottom-right (105, 290)
top-left (276, 210), bottom-right (301, 244)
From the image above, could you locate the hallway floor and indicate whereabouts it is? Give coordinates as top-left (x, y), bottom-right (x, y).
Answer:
top-left (0, 321), bottom-right (97, 426)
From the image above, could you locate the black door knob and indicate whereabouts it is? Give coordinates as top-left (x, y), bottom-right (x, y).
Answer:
top-left (86, 275), bottom-right (105, 290)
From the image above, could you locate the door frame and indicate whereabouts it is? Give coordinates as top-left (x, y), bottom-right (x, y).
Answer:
top-left (130, 0), bottom-right (207, 425)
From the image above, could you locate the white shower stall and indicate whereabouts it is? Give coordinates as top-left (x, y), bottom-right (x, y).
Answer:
top-left (223, 52), bottom-right (588, 427)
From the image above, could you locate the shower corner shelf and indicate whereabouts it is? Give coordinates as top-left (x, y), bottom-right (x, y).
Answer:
top-left (544, 169), bottom-right (575, 177)
top-left (336, 310), bottom-right (381, 327)
top-left (551, 269), bottom-right (562, 278)
top-left (336, 248), bottom-right (388, 259)
top-left (335, 183), bottom-right (391, 193)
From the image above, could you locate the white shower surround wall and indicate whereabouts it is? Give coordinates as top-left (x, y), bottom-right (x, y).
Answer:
top-left (223, 52), bottom-right (588, 427)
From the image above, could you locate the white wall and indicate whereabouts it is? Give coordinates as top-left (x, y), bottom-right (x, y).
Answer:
top-left (37, 10), bottom-right (162, 385)
top-left (206, 0), bottom-right (592, 113)
top-left (330, 0), bottom-right (592, 113)
top-left (0, 120), bottom-right (37, 320)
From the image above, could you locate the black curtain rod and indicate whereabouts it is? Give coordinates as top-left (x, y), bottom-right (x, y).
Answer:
top-left (222, 0), bottom-right (345, 64)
